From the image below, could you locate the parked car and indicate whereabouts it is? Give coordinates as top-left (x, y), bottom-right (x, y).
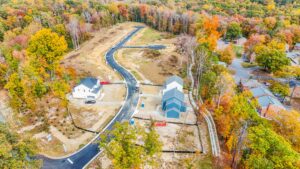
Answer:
top-left (85, 100), bottom-right (96, 104)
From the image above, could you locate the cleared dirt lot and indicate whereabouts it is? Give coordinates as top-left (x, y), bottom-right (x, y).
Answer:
top-left (61, 22), bottom-right (145, 81)
top-left (33, 84), bottom-right (125, 157)
top-left (116, 27), bottom-right (185, 84)
top-left (136, 85), bottom-right (197, 124)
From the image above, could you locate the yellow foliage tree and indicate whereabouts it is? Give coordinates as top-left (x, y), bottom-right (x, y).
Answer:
top-left (27, 29), bottom-right (67, 80)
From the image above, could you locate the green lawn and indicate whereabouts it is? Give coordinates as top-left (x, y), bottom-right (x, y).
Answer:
top-left (135, 28), bottom-right (162, 45)
top-left (241, 62), bottom-right (257, 68)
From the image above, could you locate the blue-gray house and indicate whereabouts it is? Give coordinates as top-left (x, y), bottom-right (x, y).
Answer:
top-left (162, 87), bottom-right (186, 118)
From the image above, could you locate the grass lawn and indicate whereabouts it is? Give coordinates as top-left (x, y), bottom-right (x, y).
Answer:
top-left (134, 28), bottom-right (163, 45)
top-left (241, 62), bottom-right (257, 68)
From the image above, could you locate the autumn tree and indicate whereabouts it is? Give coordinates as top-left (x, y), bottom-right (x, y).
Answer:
top-left (68, 17), bottom-right (80, 50)
top-left (225, 22), bottom-right (242, 41)
top-left (144, 122), bottom-right (162, 166)
top-left (255, 41), bottom-right (290, 72)
top-left (27, 29), bottom-right (67, 80)
top-left (99, 122), bottom-right (162, 169)
top-left (269, 81), bottom-right (290, 98)
top-left (196, 15), bottom-right (221, 50)
top-left (272, 110), bottom-right (300, 152)
top-left (244, 34), bottom-right (266, 62)
top-left (244, 125), bottom-right (300, 169)
top-left (218, 44), bottom-right (235, 64)
top-left (4, 73), bottom-right (24, 111)
top-left (0, 123), bottom-right (41, 168)
top-left (215, 71), bottom-right (235, 108)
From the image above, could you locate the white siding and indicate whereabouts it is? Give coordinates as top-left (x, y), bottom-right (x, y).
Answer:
top-left (163, 82), bottom-right (183, 94)
top-left (72, 84), bottom-right (101, 99)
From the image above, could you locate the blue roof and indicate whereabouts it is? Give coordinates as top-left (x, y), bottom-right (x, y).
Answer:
top-left (91, 86), bottom-right (102, 94)
top-left (165, 108), bottom-right (180, 118)
top-left (257, 95), bottom-right (284, 108)
top-left (165, 98), bottom-right (182, 107)
top-left (165, 75), bottom-right (183, 86)
top-left (162, 88), bottom-right (184, 103)
top-left (80, 77), bottom-right (98, 89)
top-left (250, 87), bottom-right (273, 97)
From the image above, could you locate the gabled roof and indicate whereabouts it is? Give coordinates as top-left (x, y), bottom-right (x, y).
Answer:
top-left (91, 86), bottom-right (102, 94)
top-left (250, 87), bottom-right (273, 98)
top-left (162, 88), bottom-right (184, 102)
top-left (79, 77), bottom-right (98, 89)
top-left (165, 98), bottom-right (182, 107)
top-left (165, 75), bottom-right (183, 86)
top-left (165, 107), bottom-right (180, 113)
top-left (257, 95), bottom-right (284, 109)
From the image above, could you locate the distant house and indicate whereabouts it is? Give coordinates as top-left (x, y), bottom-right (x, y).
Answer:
top-left (250, 87), bottom-right (274, 98)
top-left (162, 75), bottom-right (183, 94)
top-left (294, 43), bottom-right (300, 51)
top-left (286, 51), bottom-right (300, 66)
top-left (291, 83), bottom-right (300, 99)
top-left (72, 77), bottom-right (102, 99)
top-left (257, 95), bottom-right (285, 116)
top-left (248, 86), bottom-right (285, 115)
top-left (162, 88), bottom-right (186, 118)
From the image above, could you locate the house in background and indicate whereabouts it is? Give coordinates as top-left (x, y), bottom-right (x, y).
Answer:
top-left (286, 51), bottom-right (300, 66)
top-left (294, 43), bottom-right (300, 51)
top-left (240, 81), bottom-right (285, 116)
top-left (257, 95), bottom-right (285, 116)
top-left (248, 86), bottom-right (285, 116)
top-left (250, 87), bottom-right (274, 98)
top-left (161, 76), bottom-right (186, 118)
top-left (72, 77), bottom-right (102, 99)
top-left (162, 75), bottom-right (183, 94)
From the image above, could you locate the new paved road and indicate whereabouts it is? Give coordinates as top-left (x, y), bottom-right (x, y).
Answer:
top-left (40, 26), bottom-right (143, 169)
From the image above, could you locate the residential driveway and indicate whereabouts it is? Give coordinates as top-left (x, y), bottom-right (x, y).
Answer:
top-left (229, 58), bottom-right (258, 83)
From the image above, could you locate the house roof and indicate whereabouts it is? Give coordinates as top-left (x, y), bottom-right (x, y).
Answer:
top-left (165, 98), bottom-right (182, 107)
top-left (295, 43), bottom-right (300, 47)
top-left (165, 75), bottom-right (183, 86)
top-left (91, 86), bottom-right (102, 94)
top-left (165, 107), bottom-right (180, 114)
top-left (250, 87), bottom-right (273, 98)
top-left (162, 88), bottom-right (184, 103)
top-left (257, 95), bottom-right (284, 109)
top-left (80, 77), bottom-right (98, 89)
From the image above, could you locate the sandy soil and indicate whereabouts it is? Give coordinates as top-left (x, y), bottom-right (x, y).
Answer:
top-left (115, 27), bottom-right (184, 84)
top-left (33, 84), bottom-right (125, 157)
top-left (61, 22), bottom-right (145, 81)
top-left (135, 85), bottom-right (197, 124)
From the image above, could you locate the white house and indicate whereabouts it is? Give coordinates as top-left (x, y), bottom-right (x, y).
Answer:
top-left (72, 77), bottom-right (102, 99)
top-left (162, 75), bottom-right (183, 94)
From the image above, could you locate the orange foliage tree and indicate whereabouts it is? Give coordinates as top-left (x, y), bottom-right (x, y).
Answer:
top-left (196, 15), bottom-right (221, 50)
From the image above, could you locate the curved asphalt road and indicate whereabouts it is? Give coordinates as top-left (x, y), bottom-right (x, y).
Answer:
top-left (40, 26), bottom-right (143, 169)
